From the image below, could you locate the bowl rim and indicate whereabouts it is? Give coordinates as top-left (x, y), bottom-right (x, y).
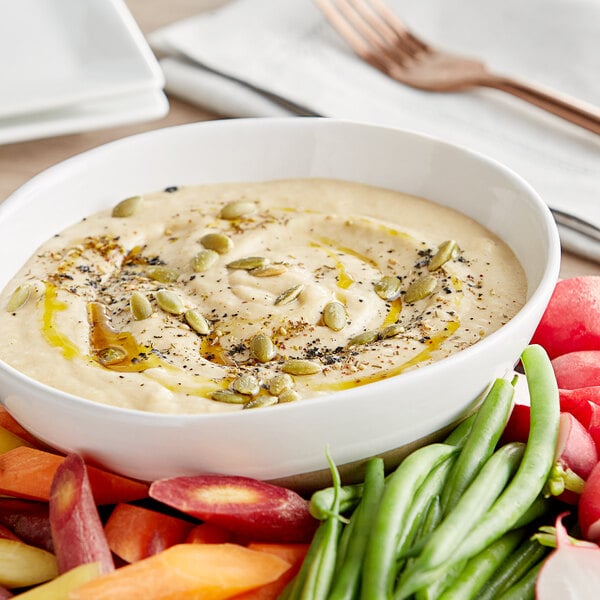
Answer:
top-left (0, 117), bottom-right (561, 422)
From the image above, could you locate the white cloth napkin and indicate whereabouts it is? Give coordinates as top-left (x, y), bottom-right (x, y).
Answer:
top-left (150, 0), bottom-right (600, 260)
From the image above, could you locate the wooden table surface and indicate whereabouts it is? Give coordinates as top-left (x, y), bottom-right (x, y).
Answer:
top-left (1, 0), bottom-right (597, 280)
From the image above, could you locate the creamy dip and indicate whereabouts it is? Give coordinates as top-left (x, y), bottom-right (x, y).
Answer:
top-left (0, 179), bottom-right (526, 414)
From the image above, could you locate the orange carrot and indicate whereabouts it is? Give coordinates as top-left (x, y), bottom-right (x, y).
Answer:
top-left (185, 522), bottom-right (233, 544)
top-left (0, 408), bottom-right (40, 447)
top-left (69, 543), bottom-right (291, 600)
top-left (230, 543), bottom-right (309, 600)
top-left (0, 447), bottom-right (148, 504)
top-left (105, 503), bottom-right (194, 563)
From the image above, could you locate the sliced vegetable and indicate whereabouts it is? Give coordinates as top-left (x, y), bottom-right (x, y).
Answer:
top-left (500, 403), bottom-right (530, 445)
top-left (0, 499), bottom-right (53, 552)
top-left (0, 408), bottom-right (41, 447)
top-left (0, 447), bottom-right (148, 504)
top-left (0, 538), bottom-right (57, 588)
top-left (0, 426), bottom-right (34, 454)
top-left (149, 475), bottom-right (317, 543)
top-left (579, 461), bottom-right (600, 542)
top-left (531, 275), bottom-right (600, 359)
top-left (49, 453), bottom-right (114, 575)
top-left (105, 503), bottom-right (194, 563)
top-left (69, 543), bottom-right (291, 600)
top-left (552, 350), bottom-right (600, 389)
top-left (185, 522), bottom-right (233, 544)
top-left (536, 514), bottom-right (600, 599)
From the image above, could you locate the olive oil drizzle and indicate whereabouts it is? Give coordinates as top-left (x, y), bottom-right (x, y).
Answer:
top-left (41, 284), bottom-right (80, 360)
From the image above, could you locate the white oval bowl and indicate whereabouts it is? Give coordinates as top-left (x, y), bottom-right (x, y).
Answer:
top-left (0, 118), bottom-right (560, 484)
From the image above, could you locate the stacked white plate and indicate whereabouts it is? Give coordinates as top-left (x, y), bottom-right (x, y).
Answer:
top-left (0, 0), bottom-right (168, 145)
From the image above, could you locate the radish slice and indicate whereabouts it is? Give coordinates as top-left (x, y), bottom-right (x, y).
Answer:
top-left (536, 514), bottom-right (600, 599)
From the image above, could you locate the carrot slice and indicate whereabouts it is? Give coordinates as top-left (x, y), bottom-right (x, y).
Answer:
top-left (0, 408), bottom-right (40, 447)
top-left (0, 499), bottom-right (53, 552)
top-left (0, 447), bottom-right (148, 504)
top-left (105, 503), bottom-right (194, 563)
top-left (69, 543), bottom-right (290, 600)
top-left (231, 543), bottom-right (310, 600)
top-left (185, 522), bottom-right (233, 544)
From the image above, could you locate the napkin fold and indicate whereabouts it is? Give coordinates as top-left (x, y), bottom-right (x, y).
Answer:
top-left (150, 0), bottom-right (600, 260)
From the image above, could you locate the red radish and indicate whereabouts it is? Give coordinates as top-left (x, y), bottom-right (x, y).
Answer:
top-left (531, 276), bottom-right (600, 359)
top-left (546, 413), bottom-right (599, 504)
top-left (536, 513), bottom-right (600, 598)
top-left (559, 389), bottom-right (600, 428)
top-left (579, 461), bottom-right (600, 542)
top-left (500, 403), bottom-right (531, 444)
top-left (49, 453), bottom-right (114, 574)
top-left (149, 475), bottom-right (318, 543)
top-left (552, 351), bottom-right (600, 390)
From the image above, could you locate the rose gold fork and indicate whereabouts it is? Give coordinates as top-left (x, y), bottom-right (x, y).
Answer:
top-left (315, 0), bottom-right (600, 135)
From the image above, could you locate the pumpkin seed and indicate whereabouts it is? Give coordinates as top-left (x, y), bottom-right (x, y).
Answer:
top-left (185, 309), bottom-right (211, 335)
top-left (192, 249), bottom-right (219, 273)
top-left (322, 301), bottom-right (347, 332)
top-left (211, 390), bottom-right (247, 404)
top-left (6, 283), bottom-right (32, 312)
top-left (219, 200), bottom-right (257, 220)
top-left (200, 232), bottom-right (234, 254)
top-left (130, 292), bottom-right (153, 321)
top-left (348, 330), bottom-right (379, 346)
top-left (98, 347), bottom-right (126, 366)
top-left (278, 389), bottom-right (301, 403)
top-left (281, 359), bottom-right (322, 376)
top-left (274, 284), bottom-right (304, 306)
top-left (156, 289), bottom-right (185, 315)
top-left (404, 275), bottom-right (437, 303)
top-left (226, 256), bottom-right (270, 270)
top-left (380, 323), bottom-right (406, 339)
top-left (111, 195), bottom-right (142, 218)
top-left (250, 263), bottom-right (288, 277)
top-left (374, 276), bottom-right (402, 301)
top-left (146, 266), bottom-right (179, 283)
top-left (250, 333), bottom-right (276, 363)
top-left (429, 240), bottom-right (459, 271)
top-left (268, 373), bottom-right (294, 396)
top-left (232, 374), bottom-right (261, 396)
top-left (243, 396), bottom-right (278, 409)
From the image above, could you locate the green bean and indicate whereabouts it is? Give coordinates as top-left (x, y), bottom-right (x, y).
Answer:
top-left (360, 443), bottom-right (458, 600)
top-left (309, 482), bottom-right (364, 520)
top-left (329, 458), bottom-right (385, 600)
top-left (478, 535), bottom-right (549, 600)
top-left (447, 344), bottom-right (559, 564)
top-left (395, 442), bottom-right (525, 597)
top-left (510, 495), bottom-right (552, 529)
top-left (443, 412), bottom-right (476, 446)
top-left (437, 528), bottom-right (526, 600)
top-left (441, 377), bottom-right (515, 513)
top-left (496, 559), bottom-right (544, 600)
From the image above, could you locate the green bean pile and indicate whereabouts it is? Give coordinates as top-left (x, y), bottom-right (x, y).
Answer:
top-left (282, 344), bottom-right (561, 600)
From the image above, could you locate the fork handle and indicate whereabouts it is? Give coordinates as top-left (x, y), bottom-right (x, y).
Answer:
top-left (482, 75), bottom-right (600, 135)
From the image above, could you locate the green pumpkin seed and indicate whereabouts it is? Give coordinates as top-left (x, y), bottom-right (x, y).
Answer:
top-left (219, 200), bottom-right (257, 220)
top-left (374, 275), bottom-right (402, 301)
top-left (250, 333), bottom-right (276, 363)
top-left (268, 373), bottom-right (294, 396)
top-left (281, 359), bottom-right (322, 376)
top-left (200, 232), bottom-right (234, 254)
top-left (429, 240), bottom-right (459, 271)
top-left (146, 266), bottom-right (179, 283)
top-left (348, 330), bottom-right (379, 346)
top-left (192, 249), bottom-right (219, 273)
top-left (6, 283), bottom-right (32, 312)
top-left (274, 284), bottom-right (304, 306)
top-left (404, 275), bottom-right (437, 303)
top-left (211, 390), bottom-right (247, 404)
top-left (232, 374), bottom-right (261, 396)
top-left (111, 195), bottom-right (142, 218)
top-left (250, 264), bottom-right (288, 277)
top-left (322, 301), bottom-right (347, 332)
top-left (278, 389), bottom-right (301, 403)
top-left (98, 347), bottom-right (126, 366)
top-left (226, 256), bottom-right (270, 270)
top-left (185, 309), bottom-right (211, 335)
top-left (243, 396), bottom-right (278, 409)
top-left (380, 323), bottom-right (406, 339)
top-left (156, 289), bottom-right (185, 315)
top-left (130, 292), bottom-right (153, 321)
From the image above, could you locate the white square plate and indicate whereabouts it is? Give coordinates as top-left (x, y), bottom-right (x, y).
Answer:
top-left (0, 0), bottom-right (165, 119)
